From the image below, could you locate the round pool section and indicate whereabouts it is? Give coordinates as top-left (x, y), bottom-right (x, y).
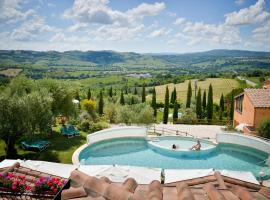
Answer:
top-left (79, 137), bottom-right (269, 177)
top-left (148, 136), bottom-right (216, 156)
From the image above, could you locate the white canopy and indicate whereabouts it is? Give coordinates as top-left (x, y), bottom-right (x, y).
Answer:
top-left (164, 169), bottom-right (214, 183)
top-left (79, 165), bottom-right (161, 184)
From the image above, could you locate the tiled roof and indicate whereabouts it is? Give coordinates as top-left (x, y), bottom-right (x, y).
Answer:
top-left (0, 162), bottom-right (67, 200)
top-left (245, 88), bottom-right (270, 108)
top-left (61, 169), bottom-right (270, 200)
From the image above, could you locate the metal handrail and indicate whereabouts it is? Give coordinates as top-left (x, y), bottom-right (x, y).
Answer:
top-left (147, 125), bottom-right (194, 138)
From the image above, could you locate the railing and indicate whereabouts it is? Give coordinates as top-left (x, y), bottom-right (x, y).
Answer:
top-left (237, 132), bottom-right (270, 143)
top-left (147, 125), bottom-right (194, 138)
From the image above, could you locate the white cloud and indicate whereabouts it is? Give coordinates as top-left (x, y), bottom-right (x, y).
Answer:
top-left (63, 0), bottom-right (165, 29)
top-left (0, 0), bottom-right (35, 23)
top-left (148, 28), bottom-right (171, 38)
top-left (175, 21), bottom-right (241, 46)
top-left (127, 2), bottom-right (165, 18)
top-left (50, 33), bottom-right (90, 43)
top-left (92, 24), bottom-right (145, 41)
top-left (235, 0), bottom-right (245, 5)
top-left (225, 0), bottom-right (270, 25)
top-left (174, 17), bottom-right (186, 25)
top-left (11, 16), bottom-right (58, 41)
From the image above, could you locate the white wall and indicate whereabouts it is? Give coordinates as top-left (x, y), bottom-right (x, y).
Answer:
top-left (216, 133), bottom-right (270, 154)
top-left (87, 126), bottom-right (147, 145)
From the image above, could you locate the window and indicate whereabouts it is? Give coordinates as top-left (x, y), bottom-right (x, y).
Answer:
top-left (235, 95), bottom-right (244, 114)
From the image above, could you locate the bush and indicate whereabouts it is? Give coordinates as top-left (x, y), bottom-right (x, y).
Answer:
top-left (78, 120), bottom-right (90, 132)
top-left (89, 121), bottom-right (109, 133)
top-left (258, 119), bottom-right (270, 139)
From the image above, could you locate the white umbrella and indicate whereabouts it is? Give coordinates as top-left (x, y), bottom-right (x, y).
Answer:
top-left (72, 99), bottom-right (80, 104)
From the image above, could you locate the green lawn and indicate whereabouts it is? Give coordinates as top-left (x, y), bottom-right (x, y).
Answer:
top-left (0, 126), bottom-right (88, 164)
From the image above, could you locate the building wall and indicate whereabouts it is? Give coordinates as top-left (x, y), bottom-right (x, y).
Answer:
top-left (233, 94), bottom-right (255, 127)
top-left (254, 108), bottom-right (270, 129)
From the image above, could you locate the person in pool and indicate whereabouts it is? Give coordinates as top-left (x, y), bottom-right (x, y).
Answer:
top-left (172, 144), bottom-right (179, 150)
top-left (190, 140), bottom-right (201, 151)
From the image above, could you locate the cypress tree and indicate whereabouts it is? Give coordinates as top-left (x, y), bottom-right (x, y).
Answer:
top-left (196, 88), bottom-right (202, 119)
top-left (152, 87), bottom-right (157, 117)
top-left (207, 84), bottom-right (213, 120)
top-left (109, 86), bottom-right (113, 97)
top-left (220, 93), bottom-right (224, 112)
top-left (75, 90), bottom-right (80, 101)
top-left (170, 87), bottom-right (177, 104)
top-left (98, 90), bottom-right (104, 115)
top-left (120, 91), bottom-right (125, 105)
top-left (125, 86), bottom-right (128, 94)
top-left (202, 90), bottom-right (207, 109)
top-left (173, 101), bottom-right (178, 123)
top-left (163, 86), bottom-right (169, 124)
top-left (186, 81), bottom-right (192, 108)
top-left (87, 88), bottom-right (91, 100)
top-left (131, 96), bottom-right (135, 105)
top-left (229, 93), bottom-right (234, 120)
top-left (142, 84), bottom-right (146, 103)
top-left (134, 87), bottom-right (138, 95)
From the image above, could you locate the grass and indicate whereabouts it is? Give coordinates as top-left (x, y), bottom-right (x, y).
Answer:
top-left (149, 78), bottom-right (239, 103)
top-left (0, 68), bottom-right (22, 77)
top-left (0, 126), bottom-right (87, 164)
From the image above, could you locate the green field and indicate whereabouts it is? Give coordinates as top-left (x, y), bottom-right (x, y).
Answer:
top-left (0, 68), bottom-right (22, 77)
top-left (149, 78), bottom-right (239, 103)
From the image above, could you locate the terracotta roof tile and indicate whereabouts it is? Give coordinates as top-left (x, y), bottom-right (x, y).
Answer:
top-left (245, 89), bottom-right (270, 108)
top-left (62, 170), bottom-right (270, 200)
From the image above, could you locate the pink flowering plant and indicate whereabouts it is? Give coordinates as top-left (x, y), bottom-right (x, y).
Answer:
top-left (0, 172), bottom-right (31, 193)
top-left (34, 176), bottom-right (66, 194)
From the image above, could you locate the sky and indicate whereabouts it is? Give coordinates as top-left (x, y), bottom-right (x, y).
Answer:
top-left (0, 0), bottom-right (270, 53)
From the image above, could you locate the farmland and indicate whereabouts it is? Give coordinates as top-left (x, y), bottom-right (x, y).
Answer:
top-left (150, 78), bottom-right (239, 103)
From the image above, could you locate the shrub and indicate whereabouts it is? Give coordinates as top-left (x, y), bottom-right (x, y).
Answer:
top-left (78, 120), bottom-right (90, 132)
top-left (258, 119), bottom-right (270, 139)
top-left (89, 121), bottom-right (109, 133)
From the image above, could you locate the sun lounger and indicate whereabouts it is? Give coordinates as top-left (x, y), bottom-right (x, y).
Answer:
top-left (21, 140), bottom-right (50, 151)
top-left (61, 125), bottom-right (80, 138)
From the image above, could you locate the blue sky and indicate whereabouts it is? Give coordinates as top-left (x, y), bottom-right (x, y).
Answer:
top-left (0, 0), bottom-right (270, 53)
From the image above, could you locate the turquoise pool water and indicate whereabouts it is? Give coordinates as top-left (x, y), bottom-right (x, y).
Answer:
top-left (150, 136), bottom-right (215, 150)
top-left (79, 137), bottom-right (269, 177)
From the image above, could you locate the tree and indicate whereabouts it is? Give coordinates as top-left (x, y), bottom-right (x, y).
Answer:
top-left (229, 93), bottom-right (234, 120)
top-left (173, 101), bottom-right (178, 123)
top-left (151, 87), bottom-right (157, 117)
top-left (220, 93), bottom-right (224, 112)
top-left (142, 84), bottom-right (146, 103)
top-left (109, 86), bottom-right (113, 97)
top-left (186, 81), bottom-right (192, 108)
top-left (170, 87), bottom-right (177, 104)
top-left (163, 86), bottom-right (169, 124)
top-left (134, 87), bottom-right (138, 95)
top-left (196, 88), bottom-right (202, 119)
top-left (131, 96), bottom-right (135, 105)
top-left (207, 84), bottom-right (213, 120)
top-left (75, 90), bottom-right (80, 101)
top-left (87, 88), bottom-right (91, 100)
top-left (105, 103), bottom-right (118, 123)
top-left (120, 91), bottom-right (125, 105)
top-left (81, 99), bottom-right (97, 118)
top-left (258, 119), bottom-right (270, 139)
top-left (98, 90), bottom-right (104, 115)
top-left (0, 88), bottom-right (53, 158)
top-left (202, 90), bottom-right (207, 109)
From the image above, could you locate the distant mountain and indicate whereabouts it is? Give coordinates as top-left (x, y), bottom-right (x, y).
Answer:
top-left (0, 49), bottom-right (270, 69)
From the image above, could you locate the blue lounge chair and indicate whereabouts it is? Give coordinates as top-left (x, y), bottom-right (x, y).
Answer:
top-left (60, 126), bottom-right (74, 138)
top-left (21, 140), bottom-right (50, 151)
top-left (67, 125), bottom-right (80, 136)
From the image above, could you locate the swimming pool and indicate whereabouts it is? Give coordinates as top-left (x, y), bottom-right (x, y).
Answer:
top-left (79, 137), bottom-right (269, 178)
